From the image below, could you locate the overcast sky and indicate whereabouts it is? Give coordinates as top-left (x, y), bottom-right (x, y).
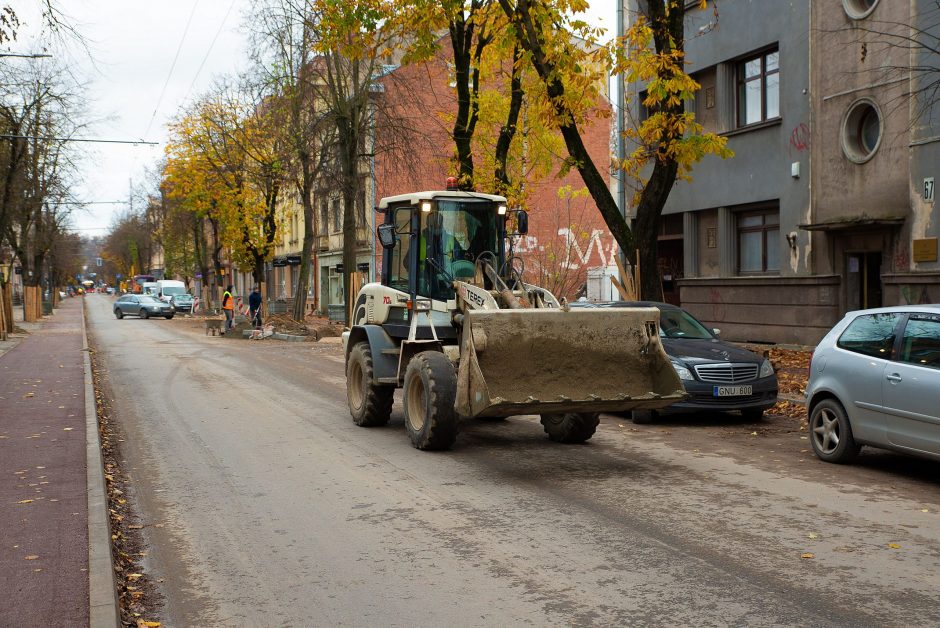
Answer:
top-left (8, 0), bottom-right (615, 236)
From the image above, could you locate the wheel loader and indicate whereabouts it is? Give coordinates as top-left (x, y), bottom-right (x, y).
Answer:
top-left (342, 187), bottom-right (685, 450)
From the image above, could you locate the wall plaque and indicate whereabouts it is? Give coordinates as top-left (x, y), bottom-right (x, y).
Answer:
top-left (706, 227), bottom-right (717, 248)
top-left (913, 237), bottom-right (938, 263)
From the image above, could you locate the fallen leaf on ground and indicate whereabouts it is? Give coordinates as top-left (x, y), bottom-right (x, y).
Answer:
top-left (62, 427), bottom-right (74, 431)
top-left (127, 573), bottom-right (142, 580)
top-left (16, 499), bottom-right (33, 504)
top-left (25, 555), bottom-right (38, 560)
top-left (24, 392), bottom-right (34, 398)
top-left (808, 533), bottom-right (818, 539)
top-left (922, 509), bottom-right (930, 513)
top-left (136, 620), bottom-right (161, 627)
top-left (887, 543), bottom-right (901, 549)
top-left (801, 553), bottom-right (815, 559)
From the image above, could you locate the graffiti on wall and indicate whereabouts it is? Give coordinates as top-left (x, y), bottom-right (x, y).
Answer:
top-left (788, 123), bottom-right (810, 156)
top-left (513, 229), bottom-right (618, 269)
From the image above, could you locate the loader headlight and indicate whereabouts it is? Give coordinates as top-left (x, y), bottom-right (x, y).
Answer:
top-left (671, 360), bottom-right (694, 381)
top-left (420, 200), bottom-right (432, 213)
top-left (497, 204), bottom-right (507, 215)
top-left (759, 358), bottom-right (774, 378)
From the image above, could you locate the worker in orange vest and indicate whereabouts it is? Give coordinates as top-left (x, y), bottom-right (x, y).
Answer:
top-left (221, 285), bottom-right (235, 334)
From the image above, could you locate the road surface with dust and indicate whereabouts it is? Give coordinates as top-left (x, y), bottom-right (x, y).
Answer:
top-left (85, 294), bottom-right (940, 627)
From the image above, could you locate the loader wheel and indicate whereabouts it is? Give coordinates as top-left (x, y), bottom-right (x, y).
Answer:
top-left (540, 413), bottom-right (600, 444)
top-left (403, 351), bottom-right (458, 450)
top-left (347, 342), bottom-right (394, 427)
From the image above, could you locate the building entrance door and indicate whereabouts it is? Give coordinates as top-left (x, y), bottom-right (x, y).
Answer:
top-left (846, 252), bottom-right (882, 310)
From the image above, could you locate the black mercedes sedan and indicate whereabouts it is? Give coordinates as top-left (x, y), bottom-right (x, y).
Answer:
top-left (571, 300), bottom-right (778, 423)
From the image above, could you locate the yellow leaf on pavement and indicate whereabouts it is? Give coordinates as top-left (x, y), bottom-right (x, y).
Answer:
top-left (16, 499), bottom-right (33, 504)
top-left (887, 543), bottom-right (901, 549)
top-left (800, 553), bottom-right (815, 559)
top-left (25, 555), bottom-right (39, 560)
top-left (808, 533), bottom-right (818, 540)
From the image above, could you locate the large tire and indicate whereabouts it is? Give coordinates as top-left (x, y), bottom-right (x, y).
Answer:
top-left (346, 342), bottom-right (394, 427)
top-left (165, 314), bottom-right (174, 320)
top-left (540, 413), bottom-right (600, 444)
top-left (403, 351), bottom-right (458, 450)
top-left (809, 399), bottom-right (861, 464)
top-left (631, 409), bottom-right (657, 425)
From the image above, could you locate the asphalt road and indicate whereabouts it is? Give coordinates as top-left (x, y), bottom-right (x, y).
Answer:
top-left (86, 294), bottom-right (940, 627)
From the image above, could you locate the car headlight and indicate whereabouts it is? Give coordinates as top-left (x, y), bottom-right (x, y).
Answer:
top-left (759, 358), bottom-right (774, 378)
top-left (671, 360), bottom-right (694, 381)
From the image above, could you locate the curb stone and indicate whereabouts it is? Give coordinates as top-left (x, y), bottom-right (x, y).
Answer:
top-left (82, 303), bottom-right (121, 628)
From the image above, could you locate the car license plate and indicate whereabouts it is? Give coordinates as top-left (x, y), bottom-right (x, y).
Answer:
top-left (713, 385), bottom-right (752, 397)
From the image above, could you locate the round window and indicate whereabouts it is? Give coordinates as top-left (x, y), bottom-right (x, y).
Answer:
top-left (842, 99), bottom-right (882, 164)
top-left (843, 0), bottom-right (878, 19)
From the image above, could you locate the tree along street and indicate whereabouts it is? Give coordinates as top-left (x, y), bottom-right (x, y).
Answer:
top-left (85, 294), bottom-right (940, 627)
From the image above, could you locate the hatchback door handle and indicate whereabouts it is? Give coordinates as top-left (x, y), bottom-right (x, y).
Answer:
top-left (886, 373), bottom-right (902, 383)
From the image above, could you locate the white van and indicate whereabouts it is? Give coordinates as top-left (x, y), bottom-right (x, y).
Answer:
top-left (156, 280), bottom-right (187, 302)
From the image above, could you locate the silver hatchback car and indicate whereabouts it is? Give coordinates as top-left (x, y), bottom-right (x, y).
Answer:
top-left (806, 305), bottom-right (940, 463)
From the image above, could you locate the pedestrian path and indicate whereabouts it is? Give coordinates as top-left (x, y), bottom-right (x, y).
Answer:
top-left (0, 298), bottom-right (106, 626)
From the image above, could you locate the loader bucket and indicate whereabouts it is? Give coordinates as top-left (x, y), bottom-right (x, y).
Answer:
top-left (455, 307), bottom-right (686, 419)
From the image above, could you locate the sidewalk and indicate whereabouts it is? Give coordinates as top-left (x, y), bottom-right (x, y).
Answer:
top-left (0, 298), bottom-right (118, 627)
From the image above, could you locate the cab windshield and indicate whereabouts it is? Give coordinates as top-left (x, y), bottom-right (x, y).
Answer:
top-left (418, 200), bottom-right (501, 301)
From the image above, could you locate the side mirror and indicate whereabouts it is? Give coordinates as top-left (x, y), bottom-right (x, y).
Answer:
top-left (516, 209), bottom-right (529, 235)
top-left (712, 328), bottom-right (721, 337)
top-left (377, 223), bottom-right (397, 249)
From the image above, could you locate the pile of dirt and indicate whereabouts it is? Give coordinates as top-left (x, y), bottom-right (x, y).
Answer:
top-left (264, 313), bottom-right (312, 336)
top-left (304, 315), bottom-right (343, 338)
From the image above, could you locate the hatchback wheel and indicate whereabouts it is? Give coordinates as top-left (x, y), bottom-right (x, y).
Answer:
top-left (140, 309), bottom-right (148, 320)
top-left (809, 399), bottom-right (861, 464)
top-left (114, 309), bottom-right (123, 319)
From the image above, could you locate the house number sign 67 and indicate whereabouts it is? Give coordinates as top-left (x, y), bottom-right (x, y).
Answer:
top-left (925, 177), bottom-right (935, 202)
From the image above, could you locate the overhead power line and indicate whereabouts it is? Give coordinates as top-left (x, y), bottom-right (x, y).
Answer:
top-left (144, 0), bottom-right (202, 140)
top-left (0, 135), bottom-right (159, 145)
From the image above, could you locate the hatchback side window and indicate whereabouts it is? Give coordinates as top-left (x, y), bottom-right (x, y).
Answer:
top-left (899, 315), bottom-right (940, 369)
top-left (836, 313), bottom-right (901, 358)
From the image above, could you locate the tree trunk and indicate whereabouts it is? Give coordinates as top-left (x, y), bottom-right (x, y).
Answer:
top-left (450, 13), bottom-right (477, 188)
top-left (494, 45), bottom-right (524, 195)
top-left (0, 281), bottom-right (7, 341)
top-left (292, 208), bottom-right (315, 322)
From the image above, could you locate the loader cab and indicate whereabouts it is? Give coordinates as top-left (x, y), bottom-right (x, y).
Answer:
top-left (379, 192), bottom-right (509, 303)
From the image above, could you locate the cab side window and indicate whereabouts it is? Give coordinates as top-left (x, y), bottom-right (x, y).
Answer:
top-left (899, 315), bottom-right (940, 369)
top-left (837, 313), bottom-right (901, 359)
top-left (387, 209), bottom-right (411, 292)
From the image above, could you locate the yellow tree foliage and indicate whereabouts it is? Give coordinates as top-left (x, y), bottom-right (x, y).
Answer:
top-left (163, 94), bottom-right (285, 281)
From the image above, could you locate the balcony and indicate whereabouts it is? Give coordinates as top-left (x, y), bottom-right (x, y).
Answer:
top-left (316, 235), bottom-right (329, 251)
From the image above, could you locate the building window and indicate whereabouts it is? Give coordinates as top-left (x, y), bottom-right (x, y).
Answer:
top-left (841, 99), bottom-right (882, 164)
top-left (737, 49), bottom-right (779, 127)
top-left (737, 209), bottom-right (779, 273)
top-left (319, 200), bottom-right (329, 236)
top-left (843, 0), bottom-right (878, 20)
top-left (332, 198), bottom-right (341, 233)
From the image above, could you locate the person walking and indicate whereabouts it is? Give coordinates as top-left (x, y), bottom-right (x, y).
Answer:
top-left (248, 285), bottom-right (262, 328)
top-left (221, 285), bottom-right (235, 334)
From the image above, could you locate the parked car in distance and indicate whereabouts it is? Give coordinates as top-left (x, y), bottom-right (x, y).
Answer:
top-left (570, 300), bottom-right (778, 423)
top-left (170, 293), bottom-right (195, 313)
top-left (805, 305), bottom-right (940, 464)
top-left (113, 294), bottom-right (175, 320)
